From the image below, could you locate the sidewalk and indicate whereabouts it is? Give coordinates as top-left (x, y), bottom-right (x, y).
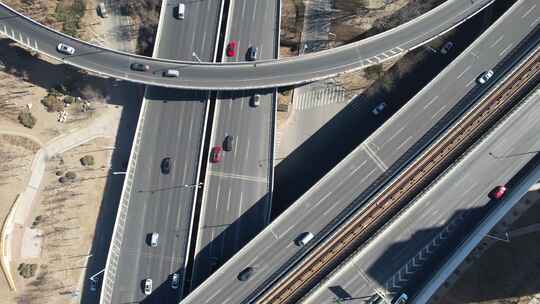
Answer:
top-left (0, 108), bottom-right (120, 291)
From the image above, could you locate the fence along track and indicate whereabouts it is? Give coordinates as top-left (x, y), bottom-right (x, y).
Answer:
top-left (257, 48), bottom-right (540, 304)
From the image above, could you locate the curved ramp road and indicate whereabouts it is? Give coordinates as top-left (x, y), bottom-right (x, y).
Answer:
top-left (0, 0), bottom-right (493, 90)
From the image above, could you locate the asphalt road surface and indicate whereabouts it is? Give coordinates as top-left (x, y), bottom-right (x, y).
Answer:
top-left (303, 75), bottom-right (540, 304)
top-left (105, 1), bottom-right (222, 303)
top-left (190, 0), bottom-right (278, 289)
top-left (0, 0), bottom-right (494, 89)
top-left (179, 1), bottom-right (539, 303)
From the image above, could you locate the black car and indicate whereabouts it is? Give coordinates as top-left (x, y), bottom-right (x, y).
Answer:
top-left (130, 63), bottom-right (150, 72)
top-left (161, 157), bottom-right (171, 174)
top-left (237, 267), bottom-right (254, 281)
top-left (223, 135), bottom-right (234, 152)
top-left (246, 46), bottom-right (258, 61)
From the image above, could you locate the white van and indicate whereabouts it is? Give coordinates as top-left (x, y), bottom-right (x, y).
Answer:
top-left (295, 232), bottom-right (314, 246)
top-left (150, 232), bottom-right (159, 247)
top-left (175, 3), bottom-right (186, 19)
top-left (164, 69), bottom-right (180, 77)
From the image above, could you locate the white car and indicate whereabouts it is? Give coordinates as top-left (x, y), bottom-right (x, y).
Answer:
top-left (56, 43), bottom-right (75, 55)
top-left (144, 278), bottom-right (153, 295)
top-left (171, 273), bottom-right (180, 289)
top-left (477, 69), bottom-right (494, 84)
top-left (372, 102), bottom-right (387, 115)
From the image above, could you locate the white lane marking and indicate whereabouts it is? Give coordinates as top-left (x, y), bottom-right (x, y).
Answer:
top-left (522, 4), bottom-right (536, 18)
top-left (531, 16), bottom-right (540, 28)
top-left (499, 43), bottom-right (514, 57)
top-left (456, 66), bottom-right (471, 80)
top-left (396, 136), bottom-right (413, 152)
top-left (345, 160), bottom-right (367, 180)
top-left (466, 79), bottom-right (476, 88)
top-left (489, 35), bottom-right (504, 48)
top-left (226, 189), bottom-right (231, 213)
top-left (381, 127), bottom-right (404, 148)
top-left (431, 104), bottom-right (448, 120)
top-left (364, 144), bottom-right (388, 171)
top-left (357, 168), bottom-right (376, 186)
top-left (423, 95), bottom-right (439, 110)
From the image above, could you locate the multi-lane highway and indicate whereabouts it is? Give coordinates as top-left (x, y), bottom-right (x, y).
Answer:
top-left (101, 1), bottom-right (222, 303)
top-left (179, 1), bottom-right (540, 303)
top-left (190, 0), bottom-right (278, 289)
top-left (303, 59), bottom-right (540, 304)
top-left (0, 0), bottom-right (494, 89)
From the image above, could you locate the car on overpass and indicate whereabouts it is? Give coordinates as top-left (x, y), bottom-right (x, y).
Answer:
top-left (226, 40), bottom-right (237, 57)
top-left (130, 63), bottom-right (150, 72)
top-left (210, 146), bottom-right (223, 163)
top-left (143, 278), bottom-right (153, 295)
top-left (237, 267), bottom-right (254, 281)
top-left (161, 157), bottom-right (172, 174)
top-left (477, 69), bottom-right (494, 84)
top-left (56, 43), bottom-right (75, 55)
top-left (489, 185), bottom-right (507, 200)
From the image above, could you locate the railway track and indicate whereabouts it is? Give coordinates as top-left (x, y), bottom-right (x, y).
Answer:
top-left (256, 46), bottom-right (540, 304)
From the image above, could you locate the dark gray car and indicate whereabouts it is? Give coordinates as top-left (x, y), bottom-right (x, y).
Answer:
top-left (246, 46), bottom-right (258, 61)
top-left (223, 135), bottom-right (234, 152)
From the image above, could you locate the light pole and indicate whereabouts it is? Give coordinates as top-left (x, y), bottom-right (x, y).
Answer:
top-left (89, 268), bottom-right (105, 281)
top-left (183, 182), bottom-right (203, 188)
top-left (486, 232), bottom-right (510, 243)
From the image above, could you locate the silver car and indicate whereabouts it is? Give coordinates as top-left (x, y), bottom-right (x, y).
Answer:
top-left (171, 273), bottom-right (180, 289)
top-left (477, 69), bottom-right (494, 84)
top-left (56, 43), bottom-right (75, 55)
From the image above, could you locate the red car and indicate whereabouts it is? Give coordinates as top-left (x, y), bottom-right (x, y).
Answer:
top-left (210, 146), bottom-right (223, 163)
top-left (226, 41), bottom-right (237, 57)
top-left (489, 185), bottom-right (507, 200)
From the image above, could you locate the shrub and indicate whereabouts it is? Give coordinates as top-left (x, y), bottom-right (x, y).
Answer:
top-left (55, 170), bottom-right (64, 176)
top-left (365, 64), bottom-right (384, 80)
top-left (65, 171), bottom-right (77, 179)
top-left (18, 112), bottom-right (36, 128)
top-left (80, 155), bottom-right (95, 166)
top-left (41, 94), bottom-right (64, 112)
top-left (18, 263), bottom-right (38, 279)
top-left (58, 176), bottom-right (67, 183)
top-left (64, 96), bottom-right (76, 104)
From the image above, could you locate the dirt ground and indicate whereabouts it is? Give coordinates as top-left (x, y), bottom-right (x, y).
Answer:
top-left (7, 137), bottom-right (114, 304)
top-left (438, 195), bottom-right (540, 304)
top-left (279, 0), bottom-right (446, 57)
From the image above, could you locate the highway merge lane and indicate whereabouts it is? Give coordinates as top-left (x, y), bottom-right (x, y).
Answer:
top-left (105, 0), bottom-right (222, 303)
top-left (179, 1), bottom-right (539, 303)
top-left (190, 0), bottom-right (278, 290)
top-left (303, 76), bottom-right (540, 304)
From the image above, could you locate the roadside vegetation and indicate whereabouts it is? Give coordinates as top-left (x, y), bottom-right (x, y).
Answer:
top-left (54, 0), bottom-right (86, 38)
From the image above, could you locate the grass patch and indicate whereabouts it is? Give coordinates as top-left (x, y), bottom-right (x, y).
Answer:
top-left (54, 0), bottom-right (86, 38)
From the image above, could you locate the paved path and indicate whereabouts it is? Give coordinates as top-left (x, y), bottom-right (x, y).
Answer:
top-left (0, 108), bottom-right (120, 291)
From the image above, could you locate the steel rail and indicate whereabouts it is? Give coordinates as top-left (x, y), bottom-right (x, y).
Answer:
top-left (257, 47), bottom-right (540, 304)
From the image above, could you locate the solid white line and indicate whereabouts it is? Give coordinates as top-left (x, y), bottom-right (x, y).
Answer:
top-left (530, 16), bottom-right (540, 28)
top-left (364, 144), bottom-right (387, 171)
top-left (522, 4), bottom-right (536, 18)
